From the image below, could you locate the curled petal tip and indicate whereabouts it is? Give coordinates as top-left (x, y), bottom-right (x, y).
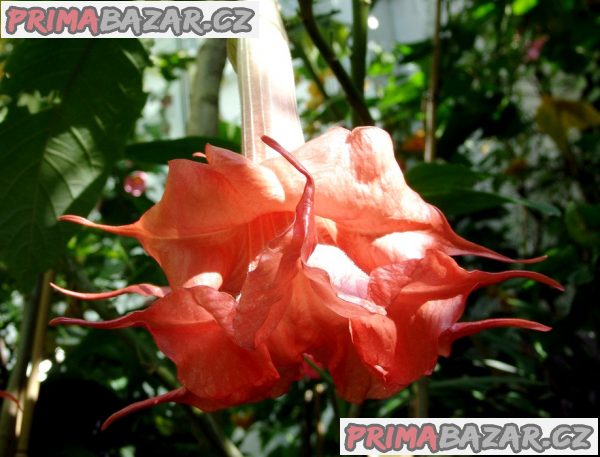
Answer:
top-left (527, 272), bottom-right (563, 291)
top-left (193, 152), bottom-right (207, 159)
top-left (513, 255), bottom-right (548, 264)
top-left (508, 270), bottom-right (563, 291)
top-left (57, 214), bottom-right (136, 237)
top-left (261, 136), bottom-right (313, 185)
top-left (58, 214), bottom-right (86, 223)
top-left (50, 313), bottom-right (138, 330)
top-left (49, 316), bottom-right (88, 327)
top-left (50, 282), bottom-right (169, 300)
top-left (439, 318), bottom-right (552, 356)
top-left (101, 387), bottom-right (189, 431)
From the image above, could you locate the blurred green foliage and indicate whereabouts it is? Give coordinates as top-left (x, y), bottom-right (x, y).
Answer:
top-left (1, 0), bottom-right (599, 455)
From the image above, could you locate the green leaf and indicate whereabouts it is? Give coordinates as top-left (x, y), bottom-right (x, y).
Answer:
top-left (404, 162), bottom-right (484, 192)
top-left (508, 197), bottom-right (561, 217)
top-left (473, 2), bottom-right (496, 19)
top-left (0, 40), bottom-right (148, 285)
top-left (405, 163), bottom-right (560, 216)
top-left (125, 136), bottom-right (240, 165)
top-left (512, 0), bottom-right (538, 15)
top-left (419, 189), bottom-right (511, 216)
top-left (379, 71), bottom-right (425, 109)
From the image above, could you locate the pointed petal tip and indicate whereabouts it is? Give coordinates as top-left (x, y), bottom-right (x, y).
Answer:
top-left (499, 270), bottom-right (564, 292)
top-left (101, 387), bottom-right (189, 431)
top-left (50, 313), bottom-right (139, 330)
top-left (439, 318), bottom-right (552, 356)
top-left (477, 252), bottom-right (548, 265)
top-left (50, 282), bottom-right (169, 300)
top-left (58, 214), bottom-right (88, 224)
top-left (49, 316), bottom-right (87, 327)
top-left (262, 135), bottom-right (313, 185)
top-left (513, 255), bottom-right (547, 264)
top-left (57, 214), bottom-right (137, 237)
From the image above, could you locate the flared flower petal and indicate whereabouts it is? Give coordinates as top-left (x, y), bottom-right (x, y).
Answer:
top-left (367, 249), bottom-right (563, 308)
top-left (51, 287), bottom-right (283, 409)
top-left (264, 127), bottom-right (545, 271)
top-left (59, 150), bottom-right (294, 293)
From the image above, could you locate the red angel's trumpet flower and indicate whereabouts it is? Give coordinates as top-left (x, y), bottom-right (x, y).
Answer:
top-left (50, 0), bottom-right (561, 417)
top-left (53, 132), bottom-right (562, 420)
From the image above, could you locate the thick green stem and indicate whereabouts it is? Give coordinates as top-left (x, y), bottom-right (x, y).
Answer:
top-left (299, 0), bottom-right (374, 126)
top-left (351, 0), bottom-right (370, 126)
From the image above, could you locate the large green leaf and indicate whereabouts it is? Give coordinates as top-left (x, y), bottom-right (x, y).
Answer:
top-left (0, 40), bottom-right (148, 285)
top-left (405, 162), bottom-right (560, 216)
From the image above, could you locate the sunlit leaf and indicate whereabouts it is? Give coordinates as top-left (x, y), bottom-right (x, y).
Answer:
top-left (0, 40), bottom-right (148, 285)
top-left (512, 0), bottom-right (538, 15)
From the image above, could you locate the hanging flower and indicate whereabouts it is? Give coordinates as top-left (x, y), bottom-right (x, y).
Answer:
top-left (49, 0), bottom-right (561, 429)
top-left (51, 128), bottom-right (561, 427)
